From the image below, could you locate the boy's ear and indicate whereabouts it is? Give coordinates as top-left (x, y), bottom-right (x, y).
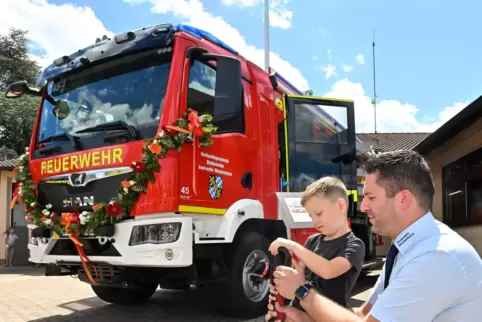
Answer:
top-left (337, 198), bottom-right (347, 213)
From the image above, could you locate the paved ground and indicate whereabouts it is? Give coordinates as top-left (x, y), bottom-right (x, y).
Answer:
top-left (0, 267), bottom-right (380, 322)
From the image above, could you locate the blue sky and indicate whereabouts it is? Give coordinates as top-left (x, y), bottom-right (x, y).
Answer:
top-left (1, 0), bottom-right (479, 132)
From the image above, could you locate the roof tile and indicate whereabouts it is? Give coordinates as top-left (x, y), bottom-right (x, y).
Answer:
top-left (356, 132), bottom-right (431, 152)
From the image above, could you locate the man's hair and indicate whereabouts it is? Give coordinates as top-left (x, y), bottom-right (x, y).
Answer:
top-left (300, 176), bottom-right (348, 207)
top-left (363, 150), bottom-right (435, 211)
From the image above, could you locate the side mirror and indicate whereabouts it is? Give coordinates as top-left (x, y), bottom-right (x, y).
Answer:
top-left (210, 55), bottom-right (242, 125)
top-left (4, 80), bottom-right (41, 99)
top-left (186, 47), bottom-right (243, 125)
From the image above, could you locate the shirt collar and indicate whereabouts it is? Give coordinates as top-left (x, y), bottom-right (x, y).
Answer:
top-left (393, 211), bottom-right (437, 255)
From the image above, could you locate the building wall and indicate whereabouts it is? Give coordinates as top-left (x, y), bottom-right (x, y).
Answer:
top-left (423, 117), bottom-right (482, 255)
top-left (0, 170), bottom-right (14, 265)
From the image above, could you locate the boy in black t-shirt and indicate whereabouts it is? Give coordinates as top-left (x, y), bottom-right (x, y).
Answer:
top-left (267, 176), bottom-right (366, 313)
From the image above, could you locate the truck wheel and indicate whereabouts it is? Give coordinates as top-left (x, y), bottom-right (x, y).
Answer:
top-left (218, 232), bottom-right (273, 319)
top-left (92, 283), bottom-right (158, 305)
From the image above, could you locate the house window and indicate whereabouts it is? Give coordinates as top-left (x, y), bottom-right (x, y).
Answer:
top-left (442, 147), bottom-right (482, 226)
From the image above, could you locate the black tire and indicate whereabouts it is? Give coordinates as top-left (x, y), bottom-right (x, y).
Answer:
top-left (92, 283), bottom-right (158, 305)
top-left (216, 232), bottom-right (273, 319)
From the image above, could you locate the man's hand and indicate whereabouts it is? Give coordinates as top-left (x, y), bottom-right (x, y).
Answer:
top-left (272, 260), bottom-right (306, 300)
top-left (265, 286), bottom-right (313, 322)
top-left (269, 237), bottom-right (297, 255)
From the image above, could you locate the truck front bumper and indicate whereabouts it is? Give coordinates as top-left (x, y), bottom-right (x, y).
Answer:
top-left (28, 215), bottom-right (193, 267)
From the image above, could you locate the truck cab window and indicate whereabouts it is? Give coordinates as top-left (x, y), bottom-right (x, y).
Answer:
top-left (187, 60), bottom-right (244, 133)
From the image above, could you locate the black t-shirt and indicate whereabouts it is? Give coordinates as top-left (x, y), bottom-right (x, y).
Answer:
top-left (291, 231), bottom-right (366, 310)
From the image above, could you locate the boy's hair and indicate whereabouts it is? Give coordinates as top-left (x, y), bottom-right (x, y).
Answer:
top-left (300, 176), bottom-right (348, 207)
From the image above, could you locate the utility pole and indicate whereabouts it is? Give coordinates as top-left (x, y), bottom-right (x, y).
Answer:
top-left (264, 0), bottom-right (270, 72)
top-left (372, 32), bottom-right (378, 133)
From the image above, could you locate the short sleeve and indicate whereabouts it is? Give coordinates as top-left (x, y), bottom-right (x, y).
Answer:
top-left (303, 233), bottom-right (319, 250)
top-left (367, 274), bottom-right (384, 305)
top-left (370, 251), bottom-right (465, 322)
top-left (340, 236), bottom-right (365, 272)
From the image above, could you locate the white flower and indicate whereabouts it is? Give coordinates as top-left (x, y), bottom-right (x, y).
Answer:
top-left (25, 147), bottom-right (29, 152)
top-left (42, 209), bottom-right (50, 216)
top-left (123, 187), bottom-right (129, 193)
top-left (159, 131), bottom-right (165, 137)
top-left (30, 202), bottom-right (36, 207)
top-left (153, 139), bottom-right (158, 144)
top-left (19, 166), bottom-right (24, 171)
top-left (18, 188), bottom-right (23, 195)
top-left (43, 219), bottom-right (52, 227)
top-left (129, 180), bottom-right (135, 186)
top-left (79, 211), bottom-right (91, 225)
top-left (46, 203), bottom-right (52, 209)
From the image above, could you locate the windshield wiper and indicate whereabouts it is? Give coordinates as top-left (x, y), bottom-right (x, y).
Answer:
top-left (75, 121), bottom-right (138, 140)
top-left (38, 132), bottom-right (81, 150)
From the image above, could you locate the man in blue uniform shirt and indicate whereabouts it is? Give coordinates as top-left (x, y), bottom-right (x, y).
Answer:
top-left (267, 150), bottom-right (482, 322)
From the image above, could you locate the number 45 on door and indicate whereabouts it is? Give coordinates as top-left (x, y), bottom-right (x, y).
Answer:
top-left (181, 186), bottom-right (190, 195)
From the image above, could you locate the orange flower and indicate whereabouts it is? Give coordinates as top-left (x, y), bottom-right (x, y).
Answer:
top-left (149, 142), bottom-right (162, 154)
top-left (92, 204), bottom-right (103, 211)
top-left (121, 180), bottom-right (132, 188)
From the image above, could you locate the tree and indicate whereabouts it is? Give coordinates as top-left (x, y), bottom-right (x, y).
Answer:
top-left (0, 28), bottom-right (41, 91)
top-left (0, 28), bottom-right (41, 156)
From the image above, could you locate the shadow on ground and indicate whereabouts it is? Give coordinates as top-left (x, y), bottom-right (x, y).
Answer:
top-left (27, 274), bottom-right (380, 322)
top-left (0, 266), bottom-right (45, 277)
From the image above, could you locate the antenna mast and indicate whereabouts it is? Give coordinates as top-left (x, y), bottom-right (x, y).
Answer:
top-left (372, 31), bottom-right (378, 133)
top-left (264, 0), bottom-right (270, 72)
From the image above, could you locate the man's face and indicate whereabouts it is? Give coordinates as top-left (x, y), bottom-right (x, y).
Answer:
top-left (360, 173), bottom-right (397, 236)
top-left (304, 195), bottom-right (347, 236)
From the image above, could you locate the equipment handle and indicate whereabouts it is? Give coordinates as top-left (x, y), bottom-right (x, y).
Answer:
top-left (268, 246), bottom-right (292, 322)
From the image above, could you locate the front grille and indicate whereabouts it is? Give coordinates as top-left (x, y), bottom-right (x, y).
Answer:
top-left (49, 238), bottom-right (121, 257)
top-left (37, 171), bottom-right (131, 213)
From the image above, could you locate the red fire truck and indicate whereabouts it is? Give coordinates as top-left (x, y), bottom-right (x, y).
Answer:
top-left (5, 23), bottom-right (380, 318)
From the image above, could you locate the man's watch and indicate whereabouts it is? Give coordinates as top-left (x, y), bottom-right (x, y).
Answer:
top-left (295, 283), bottom-right (312, 301)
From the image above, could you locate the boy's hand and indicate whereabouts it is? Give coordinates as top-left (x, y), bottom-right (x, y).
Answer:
top-left (273, 260), bottom-right (306, 300)
top-left (269, 238), bottom-right (296, 255)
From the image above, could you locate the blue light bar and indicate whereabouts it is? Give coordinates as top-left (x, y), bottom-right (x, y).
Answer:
top-left (174, 24), bottom-right (239, 56)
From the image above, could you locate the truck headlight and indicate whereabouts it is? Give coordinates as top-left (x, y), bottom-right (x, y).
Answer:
top-left (129, 223), bottom-right (181, 246)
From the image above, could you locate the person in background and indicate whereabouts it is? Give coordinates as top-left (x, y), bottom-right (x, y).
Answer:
top-left (3, 226), bottom-right (19, 267)
top-left (268, 150), bottom-right (482, 322)
top-left (266, 176), bottom-right (365, 317)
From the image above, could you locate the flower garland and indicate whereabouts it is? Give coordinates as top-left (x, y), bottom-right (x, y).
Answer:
top-left (13, 108), bottom-right (217, 236)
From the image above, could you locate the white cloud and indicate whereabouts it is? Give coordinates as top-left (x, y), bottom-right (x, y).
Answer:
top-left (221, 0), bottom-right (293, 29)
top-left (323, 78), bottom-right (467, 133)
top-left (123, 0), bottom-right (308, 90)
top-left (1, 0), bottom-right (468, 136)
top-left (355, 54), bottom-right (365, 65)
top-left (342, 64), bottom-right (353, 72)
top-left (0, 0), bottom-right (112, 70)
top-left (321, 64), bottom-right (337, 79)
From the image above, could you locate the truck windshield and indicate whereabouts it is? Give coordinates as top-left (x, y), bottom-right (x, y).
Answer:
top-left (37, 48), bottom-right (172, 144)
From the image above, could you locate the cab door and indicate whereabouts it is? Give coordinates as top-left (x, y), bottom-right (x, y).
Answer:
top-left (176, 47), bottom-right (254, 216)
top-left (284, 95), bottom-right (357, 195)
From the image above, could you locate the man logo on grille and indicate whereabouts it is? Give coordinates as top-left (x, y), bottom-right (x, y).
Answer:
top-left (69, 172), bottom-right (86, 186)
top-left (208, 175), bottom-right (223, 199)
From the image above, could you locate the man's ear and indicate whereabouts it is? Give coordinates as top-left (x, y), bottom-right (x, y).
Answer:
top-left (398, 189), bottom-right (413, 211)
